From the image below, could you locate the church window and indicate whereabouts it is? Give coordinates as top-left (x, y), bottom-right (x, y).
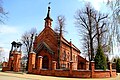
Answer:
top-left (68, 52), bottom-right (69, 54)
top-left (73, 55), bottom-right (75, 61)
top-left (67, 63), bottom-right (69, 68)
top-left (63, 51), bottom-right (66, 60)
top-left (61, 64), bottom-right (66, 68)
top-left (67, 52), bottom-right (70, 61)
top-left (67, 55), bottom-right (69, 61)
top-left (76, 56), bottom-right (78, 61)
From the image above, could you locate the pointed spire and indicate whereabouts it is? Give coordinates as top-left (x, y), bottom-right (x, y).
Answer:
top-left (44, 3), bottom-right (53, 28)
top-left (47, 7), bottom-right (50, 17)
top-left (44, 3), bottom-right (53, 21)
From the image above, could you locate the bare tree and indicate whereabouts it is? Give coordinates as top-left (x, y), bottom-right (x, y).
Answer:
top-left (107, 0), bottom-right (120, 24)
top-left (92, 13), bottom-right (108, 45)
top-left (21, 28), bottom-right (37, 70)
top-left (82, 35), bottom-right (91, 61)
top-left (106, 0), bottom-right (120, 54)
top-left (54, 15), bottom-right (66, 68)
top-left (54, 15), bottom-right (66, 35)
top-left (75, 4), bottom-right (96, 61)
top-left (75, 3), bottom-right (109, 61)
top-left (0, 0), bottom-right (8, 24)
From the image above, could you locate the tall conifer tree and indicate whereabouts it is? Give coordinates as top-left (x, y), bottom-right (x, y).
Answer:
top-left (94, 45), bottom-right (107, 70)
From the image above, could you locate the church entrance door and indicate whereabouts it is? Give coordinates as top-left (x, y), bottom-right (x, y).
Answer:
top-left (42, 56), bottom-right (49, 69)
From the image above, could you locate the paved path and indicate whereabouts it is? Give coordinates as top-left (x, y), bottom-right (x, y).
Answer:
top-left (0, 75), bottom-right (30, 80)
top-left (0, 71), bottom-right (120, 80)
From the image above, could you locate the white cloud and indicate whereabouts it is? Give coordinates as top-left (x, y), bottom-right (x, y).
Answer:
top-left (0, 47), bottom-right (9, 61)
top-left (0, 25), bottom-right (22, 60)
top-left (0, 25), bottom-right (18, 34)
top-left (78, 0), bottom-right (113, 11)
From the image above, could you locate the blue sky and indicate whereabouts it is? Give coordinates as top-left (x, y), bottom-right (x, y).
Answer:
top-left (0, 0), bottom-right (117, 61)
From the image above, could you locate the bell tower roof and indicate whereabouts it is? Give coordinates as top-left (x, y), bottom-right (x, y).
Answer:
top-left (44, 4), bottom-right (53, 28)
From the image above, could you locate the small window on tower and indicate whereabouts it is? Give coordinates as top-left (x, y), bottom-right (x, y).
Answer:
top-left (45, 21), bottom-right (48, 26)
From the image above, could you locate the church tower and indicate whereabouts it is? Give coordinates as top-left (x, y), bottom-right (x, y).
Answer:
top-left (44, 6), bottom-right (53, 28)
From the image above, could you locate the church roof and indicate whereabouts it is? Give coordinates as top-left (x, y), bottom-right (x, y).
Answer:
top-left (61, 36), bottom-right (80, 53)
top-left (54, 31), bottom-right (80, 53)
top-left (34, 41), bottom-right (54, 54)
top-left (78, 54), bottom-right (89, 62)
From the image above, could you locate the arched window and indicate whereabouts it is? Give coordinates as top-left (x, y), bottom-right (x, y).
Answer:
top-left (73, 55), bottom-right (75, 61)
top-left (63, 51), bottom-right (66, 60)
top-left (76, 56), bottom-right (78, 61)
top-left (67, 52), bottom-right (70, 61)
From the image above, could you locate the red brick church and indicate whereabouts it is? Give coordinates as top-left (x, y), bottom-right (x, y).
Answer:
top-left (32, 6), bottom-right (88, 70)
top-left (2, 6), bottom-right (116, 78)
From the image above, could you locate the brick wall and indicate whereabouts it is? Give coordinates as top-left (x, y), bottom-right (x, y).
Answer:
top-left (111, 70), bottom-right (117, 77)
top-left (28, 52), bottom-right (36, 73)
top-left (28, 60), bottom-right (116, 78)
top-left (40, 70), bottom-right (52, 76)
top-left (54, 70), bottom-right (69, 77)
top-left (94, 70), bottom-right (110, 78)
top-left (29, 69), bottom-right (117, 78)
top-left (72, 70), bottom-right (91, 78)
top-left (2, 67), bottom-right (9, 72)
top-left (2, 51), bottom-right (21, 72)
top-left (13, 52), bottom-right (21, 72)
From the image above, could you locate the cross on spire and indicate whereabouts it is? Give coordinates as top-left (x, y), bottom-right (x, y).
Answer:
top-left (48, 2), bottom-right (51, 5)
